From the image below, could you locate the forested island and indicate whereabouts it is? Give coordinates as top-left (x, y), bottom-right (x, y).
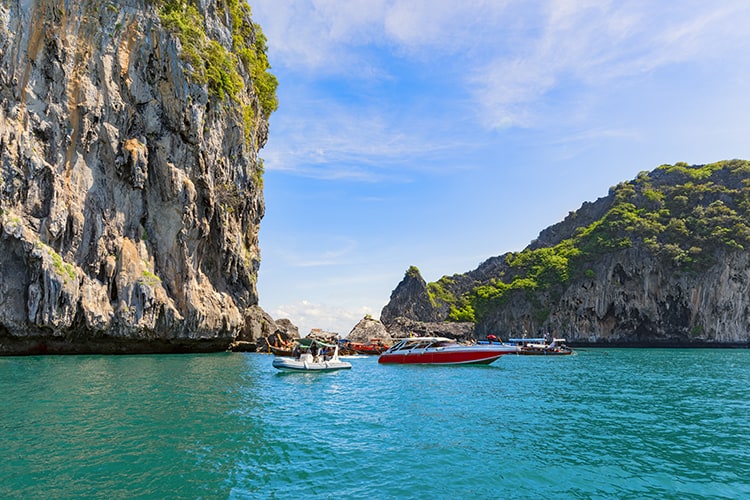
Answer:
top-left (382, 160), bottom-right (750, 347)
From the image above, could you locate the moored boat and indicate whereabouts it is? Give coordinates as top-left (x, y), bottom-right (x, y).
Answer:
top-left (267, 333), bottom-right (296, 356)
top-left (269, 344), bottom-right (294, 356)
top-left (347, 339), bottom-right (389, 355)
top-left (378, 337), bottom-right (517, 365)
top-left (272, 339), bottom-right (352, 372)
top-left (508, 338), bottom-right (573, 356)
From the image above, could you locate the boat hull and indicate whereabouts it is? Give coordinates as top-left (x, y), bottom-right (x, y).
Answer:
top-left (272, 357), bottom-right (352, 372)
top-left (270, 345), bottom-right (294, 356)
top-left (516, 348), bottom-right (572, 356)
top-left (378, 346), bottom-right (516, 365)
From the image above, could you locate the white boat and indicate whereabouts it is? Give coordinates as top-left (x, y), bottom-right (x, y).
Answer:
top-left (507, 337), bottom-right (573, 356)
top-left (272, 340), bottom-right (352, 372)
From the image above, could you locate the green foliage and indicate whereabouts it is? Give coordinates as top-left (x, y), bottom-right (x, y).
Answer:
top-left (426, 277), bottom-right (457, 308)
top-left (159, 0), bottom-right (278, 117)
top-left (160, 1), bottom-right (209, 83)
top-left (441, 160), bottom-right (750, 324)
top-left (656, 161), bottom-right (720, 180)
top-left (203, 40), bottom-right (244, 100)
top-left (52, 251), bottom-right (77, 283)
top-left (218, 0), bottom-right (278, 116)
top-left (253, 158), bottom-right (265, 189)
top-left (35, 242), bottom-right (77, 283)
top-left (406, 265), bottom-right (422, 279)
top-left (160, 0), bottom-right (241, 99)
top-left (449, 303), bottom-right (475, 322)
top-left (140, 269), bottom-right (162, 287)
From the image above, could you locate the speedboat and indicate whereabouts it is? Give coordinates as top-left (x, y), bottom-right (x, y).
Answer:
top-left (377, 337), bottom-right (517, 365)
top-left (508, 338), bottom-right (573, 356)
top-left (272, 340), bottom-right (352, 372)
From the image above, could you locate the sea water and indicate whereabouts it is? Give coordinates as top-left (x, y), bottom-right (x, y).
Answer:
top-left (1, 349), bottom-right (749, 499)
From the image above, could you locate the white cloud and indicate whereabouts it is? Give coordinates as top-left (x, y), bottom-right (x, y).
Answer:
top-left (383, 0), bottom-right (504, 49)
top-left (261, 232), bottom-right (361, 269)
top-left (252, 0), bottom-right (510, 71)
top-left (251, 0), bottom-right (387, 72)
top-left (268, 300), bottom-right (375, 337)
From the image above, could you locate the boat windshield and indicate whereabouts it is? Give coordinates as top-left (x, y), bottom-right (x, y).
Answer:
top-left (389, 338), bottom-right (455, 351)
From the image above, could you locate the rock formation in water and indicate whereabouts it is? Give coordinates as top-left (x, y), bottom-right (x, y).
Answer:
top-left (381, 161), bottom-right (750, 347)
top-left (0, 0), bottom-right (280, 354)
top-left (346, 315), bottom-right (392, 344)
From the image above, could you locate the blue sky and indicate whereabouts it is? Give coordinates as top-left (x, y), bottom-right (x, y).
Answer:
top-left (250, 0), bottom-right (750, 337)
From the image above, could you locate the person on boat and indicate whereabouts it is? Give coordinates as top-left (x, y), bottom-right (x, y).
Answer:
top-left (487, 334), bottom-right (497, 344)
top-left (311, 343), bottom-right (320, 362)
top-left (292, 344), bottom-right (301, 359)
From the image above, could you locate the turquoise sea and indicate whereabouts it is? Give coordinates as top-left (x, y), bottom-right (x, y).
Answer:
top-left (1, 349), bottom-right (749, 499)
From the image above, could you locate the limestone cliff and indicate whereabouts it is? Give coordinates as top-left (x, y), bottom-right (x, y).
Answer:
top-left (0, 0), bottom-right (277, 353)
top-left (380, 266), bottom-right (444, 325)
top-left (381, 161), bottom-right (750, 347)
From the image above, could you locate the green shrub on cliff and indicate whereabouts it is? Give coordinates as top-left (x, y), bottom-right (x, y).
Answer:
top-left (427, 277), bottom-right (456, 308)
top-left (159, 0), bottom-right (277, 116)
top-left (219, 0), bottom-right (278, 116)
top-left (405, 265), bottom-right (422, 279)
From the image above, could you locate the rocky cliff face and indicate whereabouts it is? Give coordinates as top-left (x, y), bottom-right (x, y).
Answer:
top-left (380, 266), bottom-right (445, 325)
top-left (0, 0), bottom-right (276, 353)
top-left (382, 161), bottom-right (750, 347)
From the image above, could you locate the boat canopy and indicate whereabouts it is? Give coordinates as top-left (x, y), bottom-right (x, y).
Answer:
top-left (298, 338), bottom-right (337, 348)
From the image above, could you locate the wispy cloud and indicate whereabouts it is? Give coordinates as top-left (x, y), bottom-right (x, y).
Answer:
top-left (263, 93), bottom-right (477, 180)
top-left (274, 237), bottom-right (359, 268)
top-left (470, 1), bottom-right (750, 128)
top-left (252, 0), bottom-right (510, 71)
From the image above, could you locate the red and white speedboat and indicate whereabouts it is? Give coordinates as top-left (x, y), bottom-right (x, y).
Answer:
top-left (377, 337), bottom-right (518, 365)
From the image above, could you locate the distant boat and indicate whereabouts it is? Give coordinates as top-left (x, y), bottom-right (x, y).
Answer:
top-left (269, 344), bottom-right (294, 356)
top-left (508, 338), bottom-right (573, 356)
top-left (347, 339), bottom-right (389, 355)
top-left (272, 339), bottom-right (352, 372)
top-left (267, 333), bottom-right (295, 356)
top-left (378, 337), bottom-right (517, 365)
